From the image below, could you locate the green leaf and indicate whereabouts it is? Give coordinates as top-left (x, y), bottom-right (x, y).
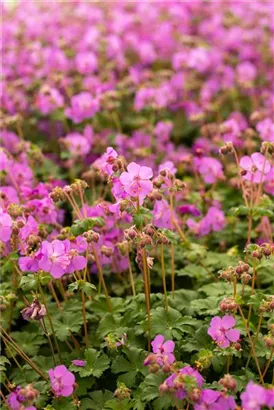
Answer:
top-left (111, 347), bottom-right (147, 387)
top-left (133, 207), bottom-right (153, 229)
top-left (68, 280), bottom-right (96, 296)
top-left (10, 331), bottom-right (45, 356)
top-left (104, 399), bottom-right (133, 410)
top-left (0, 356), bottom-right (11, 372)
top-left (19, 274), bottom-right (38, 291)
top-left (160, 229), bottom-right (179, 244)
top-left (138, 373), bottom-right (167, 402)
top-left (86, 390), bottom-right (113, 409)
top-left (52, 397), bottom-right (77, 410)
top-left (53, 313), bottom-right (83, 341)
top-left (181, 325), bottom-right (212, 352)
top-left (71, 217), bottom-right (104, 236)
top-left (96, 313), bottom-right (121, 339)
top-left (150, 307), bottom-right (198, 340)
top-left (176, 263), bottom-right (207, 279)
top-left (190, 296), bottom-right (220, 315)
top-left (73, 349), bottom-right (110, 378)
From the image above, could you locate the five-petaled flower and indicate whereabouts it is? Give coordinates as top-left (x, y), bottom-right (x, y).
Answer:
top-left (151, 334), bottom-right (175, 364)
top-left (207, 315), bottom-right (240, 348)
top-left (120, 162), bottom-right (153, 205)
top-left (240, 153), bottom-right (271, 183)
top-left (48, 365), bottom-right (75, 397)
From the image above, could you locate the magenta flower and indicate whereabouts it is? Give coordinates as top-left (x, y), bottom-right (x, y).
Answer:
top-left (93, 147), bottom-right (118, 176)
top-left (194, 389), bottom-right (221, 410)
top-left (0, 208), bottom-right (13, 243)
top-left (120, 162), bottom-right (153, 205)
top-left (240, 382), bottom-right (268, 410)
top-left (38, 240), bottom-right (71, 278)
top-left (62, 132), bottom-right (91, 157)
top-left (71, 359), bottom-right (86, 367)
top-left (240, 153), bottom-right (271, 183)
top-left (75, 51), bottom-right (97, 74)
top-left (152, 199), bottom-right (172, 229)
top-left (7, 387), bottom-right (25, 410)
top-left (162, 365), bottom-right (204, 400)
top-left (48, 365), bottom-right (75, 397)
top-left (65, 92), bottom-right (100, 123)
top-left (180, 365), bottom-right (204, 388)
top-left (256, 118), bottom-right (274, 142)
top-left (194, 389), bottom-right (236, 410)
top-left (237, 61), bottom-right (256, 85)
top-left (208, 315), bottom-right (240, 348)
top-left (67, 252), bottom-right (87, 273)
top-left (194, 157), bottom-right (223, 184)
top-left (178, 204), bottom-right (201, 217)
top-left (199, 206), bottom-right (226, 236)
top-left (151, 334), bottom-right (175, 364)
top-left (36, 86), bottom-right (64, 115)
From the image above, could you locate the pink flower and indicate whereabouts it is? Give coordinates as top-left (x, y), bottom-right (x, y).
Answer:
top-left (0, 208), bottom-right (13, 242)
top-left (194, 157), bottom-right (224, 184)
top-left (36, 86), bottom-right (64, 115)
top-left (71, 359), bottom-right (86, 367)
top-left (237, 61), bottom-right (256, 85)
top-left (152, 199), bottom-right (172, 229)
top-left (154, 121), bottom-right (173, 142)
top-left (240, 153), bottom-right (271, 183)
top-left (93, 147), bottom-right (118, 176)
top-left (161, 366), bottom-right (204, 400)
top-left (75, 52), bottom-right (97, 74)
top-left (221, 119), bottom-right (241, 146)
top-left (199, 206), bottom-right (226, 236)
top-left (67, 252), bottom-right (87, 273)
top-left (208, 315), bottom-right (240, 348)
top-left (151, 334), bottom-right (175, 364)
top-left (256, 118), bottom-right (274, 142)
top-left (62, 132), bottom-right (92, 157)
top-left (240, 382), bottom-right (268, 410)
top-left (38, 240), bottom-right (71, 278)
top-left (265, 166), bottom-right (274, 195)
top-left (195, 389), bottom-right (236, 410)
top-left (65, 92), bottom-right (100, 123)
top-left (120, 162), bottom-right (153, 204)
top-left (48, 365), bottom-right (75, 397)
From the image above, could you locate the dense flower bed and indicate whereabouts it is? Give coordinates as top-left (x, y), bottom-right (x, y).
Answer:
top-left (1, 1), bottom-right (274, 409)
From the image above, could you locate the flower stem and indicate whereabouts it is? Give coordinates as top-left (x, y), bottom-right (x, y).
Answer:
top-left (160, 244), bottom-right (168, 311)
top-left (262, 347), bottom-right (274, 379)
top-left (142, 248), bottom-right (151, 351)
top-left (91, 243), bottom-right (112, 312)
top-left (171, 243), bottom-right (175, 298)
top-left (39, 284), bottom-right (62, 362)
top-left (247, 265), bottom-right (256, 325)
top-left (127, 246), bottom-right (136, 297)
top-left (81, 290), bottom-right (88, 348)
top-left (40, 317), bottom-right (57, 367)
top-left (238, 306), bottom-right (265, 385)
top-left (1, 329), bottom-right (47, 381)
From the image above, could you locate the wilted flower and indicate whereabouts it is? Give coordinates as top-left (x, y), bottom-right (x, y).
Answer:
top-left (21, 300), bottom-right (46, 321)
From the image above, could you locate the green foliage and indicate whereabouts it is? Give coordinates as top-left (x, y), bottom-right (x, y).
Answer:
top-left (71, 217), bottom-right (105, 236)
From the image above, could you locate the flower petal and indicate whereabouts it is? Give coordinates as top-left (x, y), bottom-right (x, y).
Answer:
top-left (221, 315), bottom-right (235, 329)
top-left (225, 329), bottom-right (240, 342)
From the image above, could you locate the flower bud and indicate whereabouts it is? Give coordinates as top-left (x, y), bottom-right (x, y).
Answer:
top-left (219, 374), bottom-right (237, 391)
top-left (241, 273), bottom-right (251, 284)
top-left (100, 246), bottom-right (113, 257)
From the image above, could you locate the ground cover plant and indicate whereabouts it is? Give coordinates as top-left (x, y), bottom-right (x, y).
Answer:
top-left (0, 1), bottom-right (274, 409)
